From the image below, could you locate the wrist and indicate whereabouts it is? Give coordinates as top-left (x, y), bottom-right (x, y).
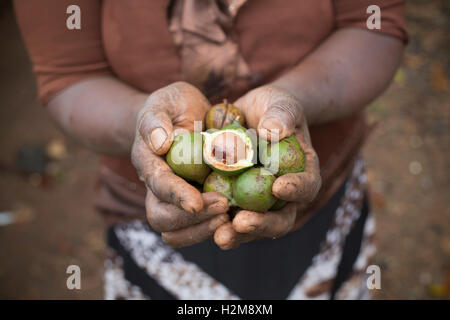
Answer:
top-left (123, 92), bottom-right (148, 153)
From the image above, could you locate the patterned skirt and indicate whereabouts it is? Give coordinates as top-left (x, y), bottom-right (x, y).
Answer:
top-left (104, 157), bottom-right (376, 300)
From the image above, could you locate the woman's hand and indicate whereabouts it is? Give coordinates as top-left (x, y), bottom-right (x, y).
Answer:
top-left (214, 85), bottom-right (322, 249)
top-left (131, 82), bottom-right (230, 247)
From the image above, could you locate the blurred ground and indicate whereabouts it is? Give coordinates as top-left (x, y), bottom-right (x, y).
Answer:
top-left (0, 0), bottom-right (449, 299)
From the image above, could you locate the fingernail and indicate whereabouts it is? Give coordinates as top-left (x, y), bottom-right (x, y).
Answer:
top-left (261, 118), bottom-right (284, 139)
top-left (209, 214), bottom-right (229, 230)
top-left (150, 128), bottom-right (167, 151)
top-left (285, 183), bottom-right (297, 196)
top-left (206, 198), bottom-right (228, 215)
top-left (244, 224), bottom-right (257, 233)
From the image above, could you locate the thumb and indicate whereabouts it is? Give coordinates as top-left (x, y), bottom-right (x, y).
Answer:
top-left (257, 90), bottom-right (300, 142)
top-left (138, 106), bottom-right (174, 155)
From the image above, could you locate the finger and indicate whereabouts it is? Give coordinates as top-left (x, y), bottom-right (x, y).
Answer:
top-left (146, 191), bottom-right (229, 232)
top-left (272, 128), bottom-right (322, 202)
top-left (137, 97), bottom-right (174, 156)
top-left (232, 203), bottom-right (297, 238)
top-left (137, 82), bottom-right (211, 155)
top-left (256, 87), bottom-right (301, 142)
top-left (214, 203), bottom-right (298, 250)
top-left (132, 136), bottom-right (203, 213)
top-left (214, 222), bottom-right (256, 250)
top-left (162, 214), bottom-right (229, 248)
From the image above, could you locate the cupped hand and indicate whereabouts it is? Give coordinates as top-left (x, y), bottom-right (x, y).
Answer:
top-left (131, 82), bottom-right (230, 247)
top-left (214, 85), bottom-right (322, 249)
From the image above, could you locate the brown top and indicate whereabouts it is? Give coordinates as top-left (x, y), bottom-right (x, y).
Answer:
top-left (14, 0), bottom-right (408, 222)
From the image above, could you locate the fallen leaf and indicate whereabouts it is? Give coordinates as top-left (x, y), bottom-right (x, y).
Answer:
top-left (428, 266), bottom-right (450, 298)
top-left (441, 237), bottom-right (450, 255)
top-left (431, 61), bottom-right (449, 92)
top-left (429, 283), bottom-right (448, 298)
top-left (13, 203), bottom-right (35, 223)
top-left (394, 68), bottom-right (406, 86)
top-left (369, 190), bottom-right (386, 209)
top-left (404, 53), bottom-right (424, 70)
top-left (46, 138), bottom-right (68, 160)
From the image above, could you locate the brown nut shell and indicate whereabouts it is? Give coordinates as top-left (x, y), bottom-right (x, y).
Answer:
top-left (205, 100), bottom-right (245, 130)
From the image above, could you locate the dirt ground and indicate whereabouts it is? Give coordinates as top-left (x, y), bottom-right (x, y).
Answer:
top-left (0, 1), bottom-right (449, 299)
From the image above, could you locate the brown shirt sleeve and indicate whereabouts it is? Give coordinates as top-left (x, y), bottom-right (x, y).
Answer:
top-left (13, 0), bottom-right (112, 105)
top-left (334, 0), bottom-right (408, 43)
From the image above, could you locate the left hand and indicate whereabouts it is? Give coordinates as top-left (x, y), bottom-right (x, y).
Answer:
top-left (131, 82), bottom-right (230, 248)
top-left (213, 85), bottom-right (322, 249)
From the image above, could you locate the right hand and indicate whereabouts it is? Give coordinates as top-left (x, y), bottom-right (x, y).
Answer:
top-left (131, 82), bottom-right (230, 247)
top-left (213, 85), bottom-right (322, 249)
